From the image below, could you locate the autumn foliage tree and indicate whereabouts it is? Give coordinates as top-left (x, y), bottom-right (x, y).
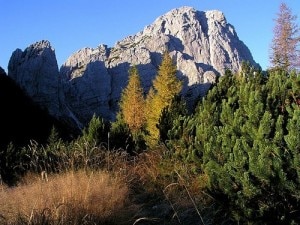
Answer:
top-left (270, 2), bottom-right (300, 71)
top-left (145, 52), bottom-right (182, 146)
top-left (118, 66), bottom-right (146, 134)
top-left (110, 66), bottom-right (146, 152)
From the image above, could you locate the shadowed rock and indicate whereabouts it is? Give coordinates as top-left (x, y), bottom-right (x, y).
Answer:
top-left (8, 40), bottom-right (82, 129)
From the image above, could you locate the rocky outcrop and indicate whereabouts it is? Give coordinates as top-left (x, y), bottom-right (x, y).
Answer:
top-left (8, 7), bottom-right (259, 127)
top-left (8, 40), bottom-right (81, 129)
top-left (60, 45), bottom-right (112, 124)
top-left (0, 67), bottom-right (5, 76)
top-left (0, 66), bottom-right (64, 151)
top-left (61, 7), bottom-right (258, 122)
top-left (8, 40), bottom-right (61, 117)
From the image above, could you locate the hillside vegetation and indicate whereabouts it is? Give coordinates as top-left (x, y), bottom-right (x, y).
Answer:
top-left (1, 3), bottom-right (300, 223)
top-left (1, 61), bottom-right (299, 224)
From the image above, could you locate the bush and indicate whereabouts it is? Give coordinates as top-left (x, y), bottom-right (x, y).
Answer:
top-left (174, 70), bottom-right (300, 224)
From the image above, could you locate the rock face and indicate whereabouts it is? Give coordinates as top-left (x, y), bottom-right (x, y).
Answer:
top-left (0, 66), bottom-right (75, 152)
top-left (0, 67), bottom-right (5, 76)
top-left (8, 40), bottom-right (81, 128)
top-left (8, 40), bottom-right (61, 117)
top-left (9, 7), bottom-right (259, 126)
top-left (60, 45), bottom-right (112, 124)
top-left (60, 7), bottom-right (258, 122)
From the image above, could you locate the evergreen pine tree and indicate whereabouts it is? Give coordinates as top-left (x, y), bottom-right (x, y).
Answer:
top-left (284, 105), bottom-right (300, 181)
top-left (82, 115), bottom-right (107, 146)
top-left (157, 95), bottom-right (188, 145)
top-left (175, 68), bottom-right (300, 223)
top-left (110, 114), bottom-right (135, 152)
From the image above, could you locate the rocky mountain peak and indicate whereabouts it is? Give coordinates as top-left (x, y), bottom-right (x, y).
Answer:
top-left (8, 40), bottom-right (81, 128)
top-left (142, 6), bottom-right (200, 35)
top-left (205, 10), bottom-right (226, 23)
top-left (8, 40), bottom-right (60, 116)
top-left (31, 39), bottom-right (52, 49)
top-left (141, 7), bottom-right (227, 41)
top-left (0, 66), bottom-right (5, 76)
top-left (8, 7), bottom-right (259, 126)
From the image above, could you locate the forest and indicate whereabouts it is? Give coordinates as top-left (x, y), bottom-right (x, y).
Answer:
top-left (0, 2), bottom-right (299, 225)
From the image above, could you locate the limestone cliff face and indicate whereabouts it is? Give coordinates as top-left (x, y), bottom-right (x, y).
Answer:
top-left (60, 45), bottom-right (111, 124)
top-left (60, 7), bottom-right (258, 122)
top-left (8, 40), bottom-right (81, 128)
top-left (9, 7), bottom-right (259, 126)
top-left (8, 40), bottom-right (61, 117)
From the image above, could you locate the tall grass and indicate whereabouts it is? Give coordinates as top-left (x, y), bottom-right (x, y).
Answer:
top-left (0, 141), bottom-right (217, 224)
top-left (131, 146), bottom-right (216, 224)
top-left (0, 170), bottom-right (133, 225)
top-left (24, 139), bottom-right (131, 174)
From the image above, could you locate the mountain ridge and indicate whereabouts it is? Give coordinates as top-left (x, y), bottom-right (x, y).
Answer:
top-left (8, 6), bottom-right (259, 128)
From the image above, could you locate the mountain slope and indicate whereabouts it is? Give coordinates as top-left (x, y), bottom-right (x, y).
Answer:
top-left (8, 7), bottom-right (259, 126)
top-left (0, 67), bottom-right (72, 149)
top-left (60, 7), bottom-right (258, 122)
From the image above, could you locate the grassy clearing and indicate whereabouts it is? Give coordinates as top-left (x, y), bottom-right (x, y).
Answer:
top-left (0, 145), bottom-right (215, 225)
top-left (0, 170), bottom-right (134, 225)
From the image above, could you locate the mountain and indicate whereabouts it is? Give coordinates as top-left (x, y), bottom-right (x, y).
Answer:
top-left (0, 67), bottom-right (74, 149)
top-left (8, 7), bottom-right (259, 127)
top-left (8, 40), bottom-right (82, 129)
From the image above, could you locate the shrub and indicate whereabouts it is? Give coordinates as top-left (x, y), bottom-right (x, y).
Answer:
top-left (174, 70), bottom-right (300, 224)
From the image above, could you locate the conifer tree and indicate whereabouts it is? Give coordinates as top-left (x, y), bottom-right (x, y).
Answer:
top-left (157, 95), bottom-right (188, 144)
top-left (172, 68), bottom-right (300, 223)
top-left (119, 66), bottom-right (145, 134)
top-left (111, 66), bottom-right (147, 153)
top-left (82, 114), bottom-right (107, 145)
top-left (270, 2), bottom-right (300, 71)
top-left (145, 52), bottom-right (182, 146)
top-left (284, 107), bottom-right (300, 181)
top-left (110, 114), bottom-right (135, 152)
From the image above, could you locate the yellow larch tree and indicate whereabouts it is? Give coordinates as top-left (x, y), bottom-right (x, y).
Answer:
top-left (119, 66), bottom-right (145, 134)
top-left (145, 51), bottom-right (182, 146)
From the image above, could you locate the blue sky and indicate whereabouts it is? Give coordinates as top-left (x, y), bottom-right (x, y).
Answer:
top-left (1, 0), bottom-right (300, 72)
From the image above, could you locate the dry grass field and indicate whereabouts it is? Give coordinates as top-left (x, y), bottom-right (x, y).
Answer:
top-left (0, 170), bottom-right (134, 224)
